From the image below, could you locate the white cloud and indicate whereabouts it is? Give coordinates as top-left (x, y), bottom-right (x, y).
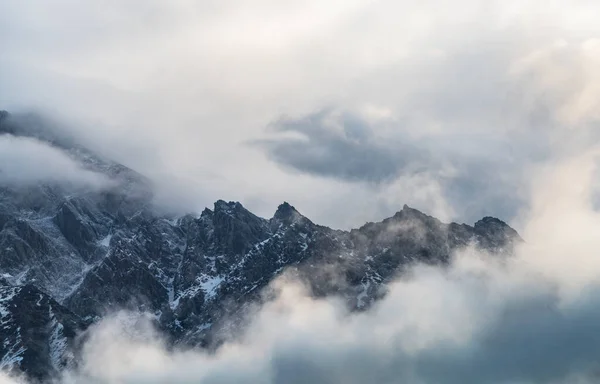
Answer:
top-left (2, 0), bottom-right (600, 228)
top-left (0, 134), bottom-right (112, 189)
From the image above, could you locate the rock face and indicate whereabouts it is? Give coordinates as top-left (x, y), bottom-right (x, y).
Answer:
top-left (0, 283), bottom-right (86, 382)
top-left (0, 111), bottom-right (522, 380)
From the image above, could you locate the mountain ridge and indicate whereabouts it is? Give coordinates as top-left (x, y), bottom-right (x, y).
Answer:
top-left (0, 111), bottom-right (521, 381)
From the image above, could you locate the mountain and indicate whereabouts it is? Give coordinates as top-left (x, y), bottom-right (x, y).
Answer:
top-left (0, 283), bottom-right (86, 382)
top-left (0, 111), bottom-right (521, 381)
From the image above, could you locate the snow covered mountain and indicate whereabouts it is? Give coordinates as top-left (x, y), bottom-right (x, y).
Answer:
top-left (0, 111), bottom-right (521, 381)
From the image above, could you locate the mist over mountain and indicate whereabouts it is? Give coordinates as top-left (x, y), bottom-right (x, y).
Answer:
top-left (0, 111), bottom-right (523, 381)
top-left (2, 1), bottom-right (600, 383)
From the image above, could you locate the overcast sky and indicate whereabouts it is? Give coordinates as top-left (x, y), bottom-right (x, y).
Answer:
top-left (3, 2), bottom-right (600, 384)
top-left (2, 0), bottom-right (600, 230)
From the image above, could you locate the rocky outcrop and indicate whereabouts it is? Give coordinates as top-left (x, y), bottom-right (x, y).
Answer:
top-left (0, 283), bottom-right (87, 382)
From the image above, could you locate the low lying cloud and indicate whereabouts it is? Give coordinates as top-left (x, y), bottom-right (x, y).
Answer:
top-left (0, 134), bottom-right (112, 190)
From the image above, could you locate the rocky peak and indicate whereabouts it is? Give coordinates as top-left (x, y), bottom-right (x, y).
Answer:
top-left (0, 110), bottom-right (9, 123)
top-left (474, 216), bottom-right (522, 249)
top-left (358, 205), bottom-right (435, 236)
top-left (0, 110), bottom-right (16, 135)
top-left (209, 200), bottom-right (269, 257)
top-left (272, 201), bottom-right (306, 226)
top-left (474, 216), bottom-right (521, 241)
top-left (393, 204), bottom-right (434, 221)
top-left (200, 207), bottom-right (214, 218)
top-left (214, 199), bottom-right (236, 212)
top-left (474, 216), bottom-right (510, 230)
top-left (212, 200), bottom-right (262, 224)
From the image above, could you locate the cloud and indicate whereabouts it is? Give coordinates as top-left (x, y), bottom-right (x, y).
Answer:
top-left (2, 0), bottom-right (600, 228)
top-left (258, 109), bottom-right (424, 183)
top-left (257, 108), bottom-right (527, 223)
top-left (3, 1), bottom-right (600, 384)
top-left (0, 134), bottom-right (111, 190)
top-left (251, 33), bottom-right (600, 225)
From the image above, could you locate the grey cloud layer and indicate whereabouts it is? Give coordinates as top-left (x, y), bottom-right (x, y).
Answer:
top-left (3, 0), bottom-right (600, 228)
top-left (254, 36), bottom-right (600, 224)
top-left (258, 109), bottom-right (527, 222)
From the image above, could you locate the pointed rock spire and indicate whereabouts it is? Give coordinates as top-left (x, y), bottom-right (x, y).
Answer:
top-left (273, 201), bottom-right (306, 225)
top-left (393, 204), bottom-right (428, 220)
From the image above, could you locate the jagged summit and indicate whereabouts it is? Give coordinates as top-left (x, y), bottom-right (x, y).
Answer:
top-left (474, 216), bottom-right (522, 248)
top-left (275, 201), bottom-right (296, 216)
top-left (0, 110), bottom-right (521, 381)
top-left (475, 216), bottom-right (510, 227)
top-left (394, 204), bottom-right (434, 219)
top-left (0, 183), bottom-right (520, 381)
top-left (200, 207), bottom-right (214, 217)
top-left (214, 199), bottom-right (239, 211)
top-left (358, 204), bottom-right (438, 234)
top-left (272, 201), bottom-right (307, 225)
